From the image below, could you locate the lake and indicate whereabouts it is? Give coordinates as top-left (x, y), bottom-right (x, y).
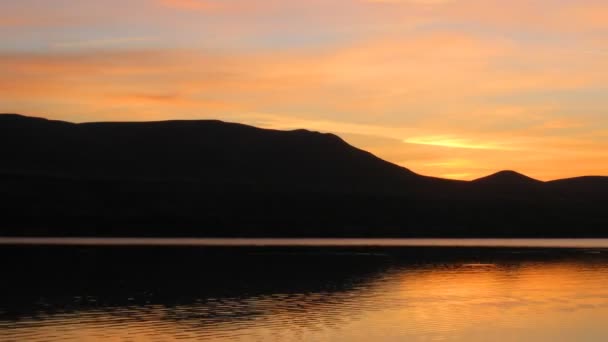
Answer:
top-left (2, 238), bottom-right (608, 341)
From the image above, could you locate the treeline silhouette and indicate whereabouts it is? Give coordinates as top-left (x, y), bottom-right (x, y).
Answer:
top-left (1, 114), bottom-right (607, 237)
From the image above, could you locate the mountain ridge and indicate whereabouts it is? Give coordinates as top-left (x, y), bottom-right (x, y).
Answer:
top-left (2, 113), bottom-right (601, 183)
top-left (1, 113), bottom-right (607, 237)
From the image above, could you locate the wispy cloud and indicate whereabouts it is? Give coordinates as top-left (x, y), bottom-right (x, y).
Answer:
top-left (403, 136), bottom-right (514, 151)
top-left (52, 37), bottom-right (156, 49)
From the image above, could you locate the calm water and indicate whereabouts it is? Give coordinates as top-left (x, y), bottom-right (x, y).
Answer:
top-left (2, 239), bottom-right (608, 341)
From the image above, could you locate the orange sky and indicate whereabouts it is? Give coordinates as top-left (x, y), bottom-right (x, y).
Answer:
top-left (2, 0), bottom-right (608, 180)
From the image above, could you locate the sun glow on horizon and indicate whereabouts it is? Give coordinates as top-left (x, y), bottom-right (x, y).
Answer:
top-left (403, 136), bottom-right (511, 151)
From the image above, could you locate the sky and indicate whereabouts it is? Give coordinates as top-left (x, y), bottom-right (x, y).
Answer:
top-left (1, 0), bottom-right (607, 180)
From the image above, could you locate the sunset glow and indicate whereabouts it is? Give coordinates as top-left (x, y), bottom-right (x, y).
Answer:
top-left (2, 0), bottom-right (608, 180)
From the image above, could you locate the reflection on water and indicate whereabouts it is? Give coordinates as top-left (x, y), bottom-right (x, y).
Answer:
top-left (3, 238), bottom-right (608, 248)
top-left (2, 245), bottom-right (608, 341)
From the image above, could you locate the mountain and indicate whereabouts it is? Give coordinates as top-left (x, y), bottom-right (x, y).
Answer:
top-left (1, 114), bottom-right (607, 237)
top-left (0, 114), bottom-right (455, 194)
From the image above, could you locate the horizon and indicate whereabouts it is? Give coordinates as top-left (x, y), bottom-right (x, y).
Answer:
top-left (2, 0), bottom-right (608, 180)
top-left (4, 112), bottom-right (606, 182)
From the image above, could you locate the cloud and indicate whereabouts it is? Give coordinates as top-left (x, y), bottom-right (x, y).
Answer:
top-left (0, 13), bottom-right (84, 29)
top-left (403, 136), bottom-right (514, 151)
top-left (364, 0), bottom-right (453, 4)
top-left (157, 0), bottom-right (222, 11)
top-left (109, 93), bottom-right (184, 104)
top-left (52, 37), bottom-right (156, 49)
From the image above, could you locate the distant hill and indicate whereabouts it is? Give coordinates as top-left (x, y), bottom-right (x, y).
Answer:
top-left (547, 176), bottom-right (608, 193)
top-left (1, 114), bottom-right (607, 237)
top-left (473, 170), bottom-right (542, 186)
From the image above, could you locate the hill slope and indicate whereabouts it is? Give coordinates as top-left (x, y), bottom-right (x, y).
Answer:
top-left (0, 114), bottom-right (446, 194)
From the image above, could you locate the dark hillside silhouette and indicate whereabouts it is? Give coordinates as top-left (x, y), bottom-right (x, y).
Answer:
top-left (1, 114), bottom-right (607, 237)
top-left (547, 176), bottom-right (608, 193)
top-left (0, 114), bottom-right (458, 194)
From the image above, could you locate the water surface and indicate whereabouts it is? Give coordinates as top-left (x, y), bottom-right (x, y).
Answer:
top-left (1, 240), bottom-right (608, 341)
top-left (2, 237), bottom-right (608, 248)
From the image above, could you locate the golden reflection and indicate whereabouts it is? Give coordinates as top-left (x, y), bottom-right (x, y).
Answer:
top-left (4, 260), bottom-right (608, 341)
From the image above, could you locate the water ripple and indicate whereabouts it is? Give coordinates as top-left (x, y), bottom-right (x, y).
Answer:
top-left (3, 248), bottom-right (608, 341)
